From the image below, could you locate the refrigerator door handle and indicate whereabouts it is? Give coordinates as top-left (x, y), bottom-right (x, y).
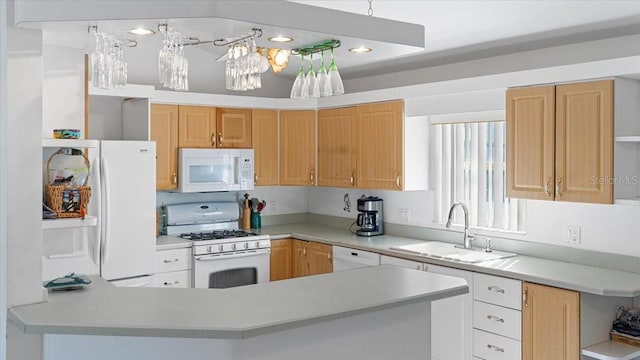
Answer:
top-left (102, 158), bottom-right (111, 264)
top-left (93, 157), bottom-right (101, 265)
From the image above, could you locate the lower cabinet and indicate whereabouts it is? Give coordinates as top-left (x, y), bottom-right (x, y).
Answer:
top-left (270, 239), bottom-right (292, 281)
top-left (473, 273), bottom-right (522, 360)
top-left (522, 282), bottom-right (579, 360)
top-left (270, 239), bottom-right (333, 280)
top-left (153, 247), bottom-right (192, 288)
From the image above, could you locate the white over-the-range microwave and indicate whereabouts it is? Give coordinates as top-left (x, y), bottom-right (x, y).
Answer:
top-left (177, 148), bottom-right (254, 192)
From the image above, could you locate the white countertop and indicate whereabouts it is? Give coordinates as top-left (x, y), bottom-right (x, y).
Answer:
top-left (9, 266), bottom-right (468, 339)
top-left (256, 223), bottom-right (640, 297)
top-left (156, 235), bottom-right (192, 250)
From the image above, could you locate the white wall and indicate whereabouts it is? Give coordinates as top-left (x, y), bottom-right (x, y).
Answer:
top-left (0, 2), bottom-right (8, 359)
top-left (41, 40), bottom-right (84, 138)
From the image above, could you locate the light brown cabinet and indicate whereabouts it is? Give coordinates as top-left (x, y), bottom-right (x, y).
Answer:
top-left (291, 240), bottom-right (333, 278)
top-left (217, 107), bottom-right (252, 148)
top-left (356, 101), bottom-right (404, 190)
top-left (270, 239), bottom-right (292, 281)
top-left (506, 80), bottom-right (614, 203)
top-left (178, 105), bottom-right (217, 148)
top-left (177, 106), bottom-right (252, 148)
top-left (317, 107), bottom-right (357, 187)
top-left (150, 104), bottom-right (179, 190)
top-left (522, 282), bottom-right (580, 360)
top-left (251, 109), bottom-right (278, 186)
top-left (280, 110), bottom-right (316, 186)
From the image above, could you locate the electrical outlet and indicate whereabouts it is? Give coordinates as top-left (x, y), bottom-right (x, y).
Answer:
top-left (564, 225), bottom-right (581, 245)
top-left (399, 208), bottom-right (410, 224)
top-left (270, 201), bottom-right (277, 213)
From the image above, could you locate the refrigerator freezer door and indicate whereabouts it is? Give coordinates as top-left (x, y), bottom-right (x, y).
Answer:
top-left (100, 141), bottom-right (156, 281)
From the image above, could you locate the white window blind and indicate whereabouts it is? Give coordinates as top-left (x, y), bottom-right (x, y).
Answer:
top-left (433, 120), bottom-right (524, 232)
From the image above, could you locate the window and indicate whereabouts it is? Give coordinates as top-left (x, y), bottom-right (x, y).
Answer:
top-left (432, 120), bottom-right (525, 233)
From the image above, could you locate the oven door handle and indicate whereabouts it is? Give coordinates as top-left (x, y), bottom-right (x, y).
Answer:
top-left (194, 250), bottom-right (269, 262)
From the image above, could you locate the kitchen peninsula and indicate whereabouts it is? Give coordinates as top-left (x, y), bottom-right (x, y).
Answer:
top-left (9, 266), bottom-right (468, 360)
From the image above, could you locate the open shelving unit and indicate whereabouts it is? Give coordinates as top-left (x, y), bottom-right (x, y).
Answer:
top-left (42, 216), bottom-right (97, 230)
top-left (613, 79), bottom-right (640, 206)
top-left (582, 340), bottom-right (640, 360)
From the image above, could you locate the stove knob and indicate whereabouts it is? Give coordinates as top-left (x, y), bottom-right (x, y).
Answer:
top-left (207, 245), bottom-right (213, 253)
top-left (255, 241), bottom-right (261, 248)
top-left (232, 243), bottom-right (237, 251)
top-left (243, 242), bottom-right (249, 249)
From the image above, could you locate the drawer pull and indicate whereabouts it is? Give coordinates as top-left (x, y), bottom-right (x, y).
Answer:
top-left (487, 315), bottom-right (505, 323)
top-left (487, 285), bottom-right (505, 294)
top-left (163, 258), bottom-right (180, 263)
top-left (163, 281), bottom-right (180, 286)
top-left (487, 344), bottom-right (505, 353)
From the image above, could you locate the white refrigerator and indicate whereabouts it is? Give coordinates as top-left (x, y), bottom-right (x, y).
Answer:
top-left (99, 141), bottom-right (156, 283)
top-left (42, 140), bottom-right (156, 286)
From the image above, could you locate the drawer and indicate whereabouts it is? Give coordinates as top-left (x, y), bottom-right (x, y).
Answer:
top-left (473, 329), bottom-right (521, 360)
top-left (155, 248), bottom-right (192, 273)
top-left (473, 273), bottom-right (522, 310)
top-left (473, 300), bottom-right (521, 340)
top-left (152, 270), bottom-right (191, 288)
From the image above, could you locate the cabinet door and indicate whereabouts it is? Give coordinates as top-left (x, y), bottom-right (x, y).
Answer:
top-left (270, 239), bottom-right (292, 281)
top-left (317, 107), bottom-right (357, 187)
top-left (252, 109), bottom-right (278, 186)
top-left (307, 242), bottom-right (333, 275)
top-left (217, 107), bottom-right (252, 148)
top-left (178, 105), bottom-right (217, 148)
top-left (522, 282), bottom-right (579, 360)
top-left (150, 104), bottom-right (179, 190)
top-left (506, 85), bottom-right (556, 200)
top-left (291, 240), bottom-right (308, 278)
top-left (280, 110), bottom-right (316, 186)
top-left (556, 80), bottom-right (613, 204)
top-left (356, 101), bottom-right (404, 190)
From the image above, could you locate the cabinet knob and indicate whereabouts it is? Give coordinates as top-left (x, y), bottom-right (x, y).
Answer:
top-left (487, 344), bottom-right (504, 353)
top-left (254, 172), bottom-right (258, 184)
top-left (544, 178), bottom-right (553, 198)
top-left (487, 285), bottom-right (505, 294)
top-left (350, 172), bottom-right (355, 185)
top-left (172, 173), bottom-right (177, 185)
top-left (556, 178), bottom-right (563, 198)
top-left (396, 175), bottom-right (401, 189)
top-left (218, 133), bottom-right (223, 144)
top-left (211, 133), bottom-right (216, 146)
top-left (310, 169), bottom-right (315, 184)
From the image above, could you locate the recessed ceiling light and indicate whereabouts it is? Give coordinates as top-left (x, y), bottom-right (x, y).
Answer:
top-left (268, 35), bottom-right (294, 43)
top-left (349, 46), bottom-right (373, 53)
top-left (127, 27), bottom-right (155, 36)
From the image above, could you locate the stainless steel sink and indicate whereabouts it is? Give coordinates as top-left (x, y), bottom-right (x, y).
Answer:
top-left (390, 242), bottom-right (517, 263)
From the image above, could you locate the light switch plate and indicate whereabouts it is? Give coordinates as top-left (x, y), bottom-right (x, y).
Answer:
top-left (399, 208), bottom-right (410, 224)
top-left (565, 225), bottom-right (581, 244)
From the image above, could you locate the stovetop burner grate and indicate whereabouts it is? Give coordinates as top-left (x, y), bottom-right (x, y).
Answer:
top-left (179, 230), bottom-right (257, 241)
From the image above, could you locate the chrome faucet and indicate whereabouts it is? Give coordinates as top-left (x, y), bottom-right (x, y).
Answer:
top-left (446, 202), bottom-right (475, 249)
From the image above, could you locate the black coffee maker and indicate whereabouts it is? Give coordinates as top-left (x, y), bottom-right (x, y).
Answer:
top-left (355, 196), bottom-right (384, 236)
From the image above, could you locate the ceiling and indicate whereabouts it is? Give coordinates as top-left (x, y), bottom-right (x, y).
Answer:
top-left (32, 0), bottom-right (640, 97)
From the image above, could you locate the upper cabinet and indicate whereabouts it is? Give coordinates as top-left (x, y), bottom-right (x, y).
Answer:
top-left (177, 105), bottom-right (217, 148)
top-left (280, 110), bottom-right (316, 186)
top-left (251, 109), bottom-right (278, 186)
top-left (317, 107), bottom-right (357, 188)
top-left (507, 80), bottom-right (614, 204)
top-left (151, 104), bottom-right (179, 190)
top-left (217, 108), bottom-right (252, 148)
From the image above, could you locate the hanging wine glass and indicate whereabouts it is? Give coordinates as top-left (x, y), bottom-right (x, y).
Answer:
top-left (290, 54), bottom-right (306, 99)
top-left (327, 47), bottom-right (344, 95)
top-left (316, 49), bottom-right (331, 97)
top-left (305, 52), bottom-right (320, 98)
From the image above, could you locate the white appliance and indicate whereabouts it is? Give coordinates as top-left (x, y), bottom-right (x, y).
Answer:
top-left (99, 141), bottom-right (156, 283)
top-left (42, 141), bottom-right (156, 287)
top-left (332, 246), bottom-right (381, 271)
top-left (164, 202), bottom-right (270, 289)
top-left (178, 148), bottom-right (254, 193)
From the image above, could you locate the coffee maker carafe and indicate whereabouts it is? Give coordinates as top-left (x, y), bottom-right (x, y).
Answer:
top-left (356, 196), bottom-right (384, 236)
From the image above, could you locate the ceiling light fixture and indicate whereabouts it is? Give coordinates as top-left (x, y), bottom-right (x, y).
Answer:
top-left (127, 27), bottom-right (155, 36)
top-left (349, 46), bottom-right (373, 53)
top-left (268, 35), bottom-right (294, 43)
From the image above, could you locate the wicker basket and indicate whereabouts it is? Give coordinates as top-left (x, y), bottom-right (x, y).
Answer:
top-left (611, 331), bottom-right (640, 348)
top-left (45, 149), bottom-right (91, 218)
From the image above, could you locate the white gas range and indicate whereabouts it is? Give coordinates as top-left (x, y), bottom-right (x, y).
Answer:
top-left (164, 202), bottom-right (270, 289)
